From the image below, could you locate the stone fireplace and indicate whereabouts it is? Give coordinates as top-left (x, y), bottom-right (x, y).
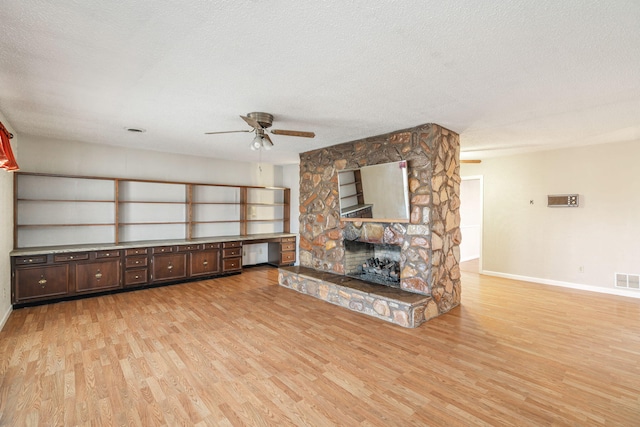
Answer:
top-left (344, 240), bottom-right (401, 287)
top-left (279, 122), bottom-right (461, 327)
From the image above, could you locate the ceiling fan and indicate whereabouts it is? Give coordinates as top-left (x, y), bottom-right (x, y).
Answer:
top-left (205, 112), bottom-right (315, 151)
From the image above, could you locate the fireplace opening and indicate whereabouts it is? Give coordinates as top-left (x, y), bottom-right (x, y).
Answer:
top-left (344, 240), bottom-right (401, 287)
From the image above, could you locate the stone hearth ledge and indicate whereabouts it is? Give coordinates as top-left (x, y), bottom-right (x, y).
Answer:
top-left (278, 266), bottom-right (439, 328)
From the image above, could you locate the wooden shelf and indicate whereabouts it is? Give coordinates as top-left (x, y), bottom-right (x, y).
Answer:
top-left (18, 199), bottom-right (114, 203)
top-left (14, 172), bottom-right (292, 248)
top-left (17, 223), bottom-right (114, 228)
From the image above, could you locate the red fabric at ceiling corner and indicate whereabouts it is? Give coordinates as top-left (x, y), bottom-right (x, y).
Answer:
top-left (0, 121), bottom-right (19, 171)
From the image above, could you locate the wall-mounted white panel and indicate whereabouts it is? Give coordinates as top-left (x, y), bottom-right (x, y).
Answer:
top-left (248, 188), bottom-right (282, 204)
top-left (192, 222), bottom-right (240, 237)
top-left (193, 204), bottom-right (240, 222)
top-left (18, 175), bottom-right (114, 200)
top-left (18, 201), bottom-right (115, 225)
top-left (118, 181), bottom-right (185, 202)
top-left (247, 222), bottom-right (282, 234)
top-left (248, 205), bottom-right (283, 221)
top-left (119, 203), bottom-right (185, 223)
top-left (119, 223), bottom-right (186, 242)
top-left (18, 226), bottom-right (115, 247)
top-left (193, 186), bottom-right (239, 203)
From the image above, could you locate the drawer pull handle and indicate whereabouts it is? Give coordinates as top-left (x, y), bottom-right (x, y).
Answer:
top-left (95, 271), bottom-right (102, 279)
top-left (135, 275), bottom-right (140, 279)
top-left (203, 260), bottom-right (208, 266)
top-left (69, 256), bottom-right (74, 260)
top-left (28, 259), bottom-right (33, 263)
top-left (135, 261), bottom-right (140, 264)
top-left (38, 277), bottom-right (47, 287)
top-left (167, 264), bottom-right (173, 270)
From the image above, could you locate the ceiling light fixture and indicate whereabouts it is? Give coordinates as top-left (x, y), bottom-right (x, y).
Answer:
top-left (250, 129), bottom-right (272, 151)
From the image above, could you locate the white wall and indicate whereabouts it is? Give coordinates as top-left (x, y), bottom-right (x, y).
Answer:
top-left (0, 112), bottom-right (17, 330)
top-left (461, 139), bottom-right (640, 296)
top-left (17, 134), bottom-right (275, 186)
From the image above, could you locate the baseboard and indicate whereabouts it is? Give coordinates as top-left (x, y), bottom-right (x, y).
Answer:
top-left (0, 306), bottom-right (12, 332)
top-left (460, 256), bottom-right (479, 263)
top-left (482, 270), bottom-right (640, 299)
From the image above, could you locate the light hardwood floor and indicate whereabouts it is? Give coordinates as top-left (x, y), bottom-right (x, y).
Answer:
top-left (1, 265), bottom-right (639, 426)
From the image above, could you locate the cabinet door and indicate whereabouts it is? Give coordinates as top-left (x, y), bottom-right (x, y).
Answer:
top-left (14, 265), bottom-right (69, 302)
top-left (152, 253), bottom-right (187, 282)
top-left (76, 260), bottom-right (121, 292)
top-left (190, 249), bottom-right (220, 277)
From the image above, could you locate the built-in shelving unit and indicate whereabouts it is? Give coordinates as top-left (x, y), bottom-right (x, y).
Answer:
top-left (14, 172), bottom-right (291, 248)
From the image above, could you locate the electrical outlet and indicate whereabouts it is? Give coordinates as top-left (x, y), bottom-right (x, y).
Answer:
top-left (579, 265), bottom-right (584, 273)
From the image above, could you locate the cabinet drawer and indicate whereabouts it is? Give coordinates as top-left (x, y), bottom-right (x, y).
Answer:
top-left (124, 269), bottom-right (148, 286)
top-left (203, 243), bottom-right (221, 249)
top-left (281, 251), bottom-right (296, 264)
top-left (125, 256), bottom-right (148, 268)
top-left (222, 248), bottom-right (242, 258)
top-left (281, 243), bottom-right (296, 252)
top-left (14, 255), bottom-right (47, 265)
top-left (14, 264), bottom-right (69, 302)
top-left (54, 253), bottom-right (89, 262)
top-left (125, 248), bottom-right (148, 256)
top-left (152, 246), bottom-right (173, 254)
top-left (75, 260), bottom-right (121, 292)
top-left (95, 250), bottom-right (120, 259)
top-left (177, 244), bottom-right (200, 252)
top-left (282, 237), bottom-right (296, 243)
top-left (223, 241), bottom-right (242, 248)
top-left (222, 257), bottom-right (241, 272)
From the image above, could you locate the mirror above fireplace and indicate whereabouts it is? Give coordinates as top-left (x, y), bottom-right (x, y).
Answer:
top-left (338, 160), bottom-right (410, 222)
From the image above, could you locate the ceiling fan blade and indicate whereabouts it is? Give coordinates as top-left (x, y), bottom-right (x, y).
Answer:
top-left (270, 129), bottom-right (315, 138)
top-left (204, 130), bottom-right (251, 135)
top-left (240, 115), bottom-right (261, 129)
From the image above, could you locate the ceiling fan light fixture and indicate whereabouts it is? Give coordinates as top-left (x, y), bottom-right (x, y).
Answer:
top-left (250, 135), bottom-right (263, 151)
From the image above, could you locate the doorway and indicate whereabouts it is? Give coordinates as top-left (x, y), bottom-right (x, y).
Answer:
top-left (460, 176), bottom-right (483, 273)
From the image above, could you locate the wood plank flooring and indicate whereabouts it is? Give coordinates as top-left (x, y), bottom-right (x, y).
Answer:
top-left (1, 265), bottom-right (639, 426)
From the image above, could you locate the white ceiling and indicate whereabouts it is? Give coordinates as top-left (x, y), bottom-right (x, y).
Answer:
top-left (1, 0), bottom-right (639, 165)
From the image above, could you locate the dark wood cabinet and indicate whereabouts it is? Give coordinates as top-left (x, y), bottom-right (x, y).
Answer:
top-left (123, 248), bottom-right (149, 288)
top-left (268, 236), bottom-right (297, 267)
top-left (11, 235), bottom-right (295, 306)
top-left (222, 241), bottom-right (242, 273)
top-left (14, 264), bottom-right (69, 303)
top-left (152, 252), bottom-right (187, 282)
top-left (190, 246), bottom-right (220, 277)
top-left (75, 259), bottom-right (121, 292)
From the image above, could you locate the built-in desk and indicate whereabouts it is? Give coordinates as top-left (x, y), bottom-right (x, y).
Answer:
top-left (11, 233), bottom-right (296, 307)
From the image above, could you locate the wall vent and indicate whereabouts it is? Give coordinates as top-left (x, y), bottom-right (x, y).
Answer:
top-left (615, 273), bottom-right (640, 289)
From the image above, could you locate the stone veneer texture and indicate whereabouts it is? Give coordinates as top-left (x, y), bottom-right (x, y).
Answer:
top-left (298, 123), bottom-right (461, 316)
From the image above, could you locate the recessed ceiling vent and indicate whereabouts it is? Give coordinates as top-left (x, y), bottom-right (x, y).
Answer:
top-left (125, 127), bottom-right (146, 133)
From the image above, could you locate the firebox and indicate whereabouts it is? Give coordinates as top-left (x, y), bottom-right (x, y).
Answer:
top-left (344, 240), bottom-right (401, 287)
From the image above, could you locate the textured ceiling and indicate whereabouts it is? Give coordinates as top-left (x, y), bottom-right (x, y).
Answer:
top-left (0, 0), bottom-right (639, 165)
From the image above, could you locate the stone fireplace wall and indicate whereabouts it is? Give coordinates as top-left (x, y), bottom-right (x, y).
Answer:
top-left (298, 123), bottom-right (461, 316)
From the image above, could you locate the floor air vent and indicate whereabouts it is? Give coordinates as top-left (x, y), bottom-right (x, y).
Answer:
top-left (615, 273), bottom-right (640, 289)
